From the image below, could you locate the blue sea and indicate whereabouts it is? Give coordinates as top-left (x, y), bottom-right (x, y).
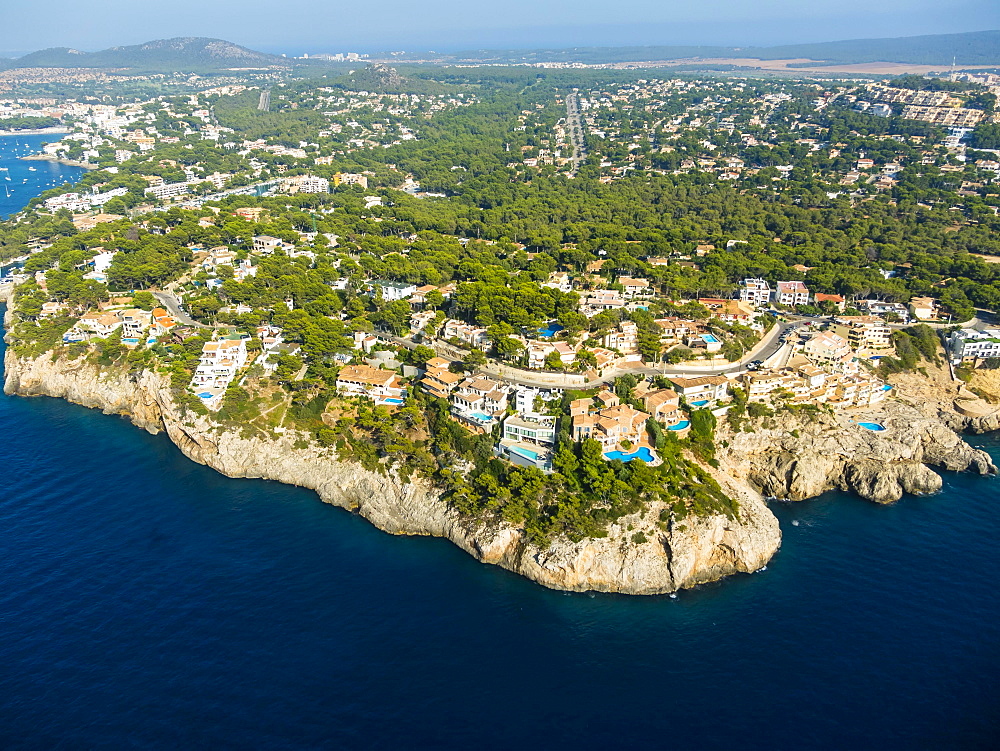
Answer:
top-left (1, 179), bottom-right (999, 749)
top-left (1, 329), bottom-right (998, 749)
top-left (0, 133), bottom-right (86, 219)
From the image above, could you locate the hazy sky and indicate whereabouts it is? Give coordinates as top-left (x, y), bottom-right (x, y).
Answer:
top-left (0, 0), bottom-right (997, 56)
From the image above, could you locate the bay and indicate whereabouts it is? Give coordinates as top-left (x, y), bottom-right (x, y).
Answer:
top-left (0, 133), bottom-right (86, 219)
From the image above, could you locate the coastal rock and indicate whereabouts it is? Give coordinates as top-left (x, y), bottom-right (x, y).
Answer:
top-left (719, 399), bottom-right (996, 504)
top-left (3, 348), bottom-right (781, 595)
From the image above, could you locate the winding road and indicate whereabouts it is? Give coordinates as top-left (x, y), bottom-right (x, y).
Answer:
top-left (377, 317), bottom-right (809, 389)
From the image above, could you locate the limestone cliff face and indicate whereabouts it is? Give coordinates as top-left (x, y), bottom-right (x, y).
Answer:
top-left (2, 348), bottom-right (780, 595)
top-left (718, 400), bottom-right (996, 504)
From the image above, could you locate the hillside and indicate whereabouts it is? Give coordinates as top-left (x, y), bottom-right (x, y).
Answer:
top-left (758, 30), bottom-right (1000, 66)
top-left (11, 37), bottom-right (282, 71)
top-left (331, 63), bottom-right (451, 94)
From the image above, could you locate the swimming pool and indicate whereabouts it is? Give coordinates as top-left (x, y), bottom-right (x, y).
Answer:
top-left (470, 412), bottom-right (495, 423)
top-left (702, 334), bottom-right (720, 343)
top-left (690, 400), bottom-right (709, 407)
top-left (197, 392), bottom-right (214, 400)
top-left (858, 422), bottom-right (887, 432)
top-left (510, 446), bottom-right (539, 461)
top-left (381, 398), bottom-right (404, 405)
top-left (882, 384), bottom-right (893, 391)
top-left (604, 447), bottom-right (655, 463)
top-left (537, 323), bottom-right (564, 338)
top-left (668, 420), bottom-right (691, 431)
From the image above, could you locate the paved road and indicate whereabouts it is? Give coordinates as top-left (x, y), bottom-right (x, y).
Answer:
top-left (377, 318), bottom-right (808, 389)
top-left (152, 291), bottom-right (210, 328)
top-left (565, 91), bottom-right (586, 177)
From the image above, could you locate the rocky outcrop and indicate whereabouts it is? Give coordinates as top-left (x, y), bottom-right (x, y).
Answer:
top-left (889, 363), bottom-right (1000, 435)
top-left (2, 348), bottom-right (781, 595)
top-left (718, 400), bottom-right (996, 504)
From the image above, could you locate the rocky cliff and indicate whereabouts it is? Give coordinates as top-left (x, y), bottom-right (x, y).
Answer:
top-left (888, 363), bottom-right (1000, 435)
top-left (718, 400), bottom-right (996, 504)
top-left (2, 348), bottom-right (781, 595)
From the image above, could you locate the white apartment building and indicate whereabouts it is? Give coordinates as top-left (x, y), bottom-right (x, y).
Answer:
top-left (739, 278), bottom-right (772, 306)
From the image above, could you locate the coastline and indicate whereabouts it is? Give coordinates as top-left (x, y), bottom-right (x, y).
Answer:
top-left (0, 342), bottom-right (782, 595)
top-left (18, 153), bottom-right (99, 170)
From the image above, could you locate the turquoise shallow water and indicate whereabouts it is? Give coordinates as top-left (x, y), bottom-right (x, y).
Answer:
top-left (0, 133), bottom-right (85, 219)
top-left (0, 321), bottom-right (998, 749)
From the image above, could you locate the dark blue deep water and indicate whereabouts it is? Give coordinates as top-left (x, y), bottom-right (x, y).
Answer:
top-left (1, 330), bottom-right (998, 750)
top-left (0, 133), bottom-right (86, 219)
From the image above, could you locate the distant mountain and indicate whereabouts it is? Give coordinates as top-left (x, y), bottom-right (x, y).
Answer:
top-left (12, 37), bottom-right (282, 71)
top-left (754, 30), bottom-right (1000, 66)
top-left (453, 30), bottom-right (1000, 67)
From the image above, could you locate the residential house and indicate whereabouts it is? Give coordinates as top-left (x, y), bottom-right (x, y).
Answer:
top-left (336, 364), bottom-right (405, 402)
top-left (775, 281), bottom-right (811, 307)
top-left (119, 309), bottom-right (153, 340)
top-left (451, 376), bottom-right (509, 428)
top-left (654, 317), bottom-right (700, 344)
top-left (190, 339), bottom-right (249, 408)
top-left (512, 385), bottom-right (561, 417)
top-left (542, 271), bottom-right (573, 293)
top-left (643, 389), bottom-right (682, 426)
top-left (420, 359), bottom-right (463, 399)
top-left (908, 296), bottom-right (938, 320)
top-left (502, 415), bottom-right (557, 445)
top-left (571, 405), bottom-right (650, 451)
top-left (580, 289), bottom-right (626, 315)
top-left (668, 375), bottom-right (730, 405)
top-left (252, 235), bottom-right (284, 255)
top-left (443, 319), bottom-right (489, 348)
top-left (602, 322), bottom-right (639, 353)
top-left (618, 277), bottom-right (651, 297)
top-left (813, 292), bottom-right (846, 312)
top-left (370, 280), bottom-right (417, 302)
top-left (859, 300), bottom-right (910, 321)
top-left (76, 311), bottom-right (123, 338)
top-left (698, 298), bottom-right (758, 327)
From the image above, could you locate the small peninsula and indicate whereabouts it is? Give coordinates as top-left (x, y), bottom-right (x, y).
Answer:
top-left (2, 59), bottom-right (1000, 594)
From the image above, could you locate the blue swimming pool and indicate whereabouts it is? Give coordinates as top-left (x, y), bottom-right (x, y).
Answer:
top-left (381, 398), bottom-right (404, 405)
top-left (537, 323), bottom-right (564, 338)
top-left (197, 392), bottom-right (214, 400)
top-left (882, 384), bottom-right (893, 391)
top-left (604, 447), bottom-right (655, 463)
top-left (510, 446), bottom-right (539, 461)
top-left (858, 422), bottom-right (886, 432)
top-left (690, 399), bottom-right (709, 407)
top-left (668, 420), bottom-right (691, 431)
top-left (470, 412), bottom-right (495, 423)
top-left (702, 334), bottom-right (720, 344)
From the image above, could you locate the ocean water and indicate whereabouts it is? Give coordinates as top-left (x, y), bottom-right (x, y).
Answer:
top-left (0, 328), bottom-right (998, 749)
top-left (0, 133), bottom-right (86, 219)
